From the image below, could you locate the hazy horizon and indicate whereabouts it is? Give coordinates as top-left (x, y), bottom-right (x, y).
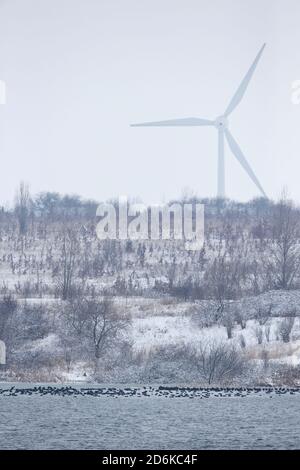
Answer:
top-left (1, 0), bottom-right (300, 205)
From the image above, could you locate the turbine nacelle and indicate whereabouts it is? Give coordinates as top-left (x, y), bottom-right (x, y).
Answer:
top-left (214, 116), bottom-right (228, 130)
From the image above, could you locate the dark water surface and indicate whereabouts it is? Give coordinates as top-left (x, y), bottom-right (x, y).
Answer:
top-left (0, 385), bottom-right (299, 449)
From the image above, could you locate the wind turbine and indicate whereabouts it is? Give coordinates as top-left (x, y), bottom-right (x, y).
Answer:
top-left (131, 44), bottom-right (267, 199)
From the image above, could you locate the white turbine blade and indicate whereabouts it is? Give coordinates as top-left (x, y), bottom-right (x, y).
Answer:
top-left (131, 117), bottom-right (214, 127)
top-left (224, 44), bottom-right (266, 117)
top-left (225, 129), bottom-right (267, 198)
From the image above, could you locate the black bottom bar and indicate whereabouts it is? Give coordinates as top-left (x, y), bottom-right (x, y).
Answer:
top-left (0, 450), bottom-right (297, 466)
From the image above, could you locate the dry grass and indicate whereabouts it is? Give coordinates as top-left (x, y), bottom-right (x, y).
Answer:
top-left (246, 341), bottom-right (300, 360)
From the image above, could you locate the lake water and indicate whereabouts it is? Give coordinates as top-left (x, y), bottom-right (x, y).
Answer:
top-left (0, 385), bottom-right (299, 449)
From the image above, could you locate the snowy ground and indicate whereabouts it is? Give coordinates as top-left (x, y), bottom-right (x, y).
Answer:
top-left (57, 293), bottom-right (300, 384)
top-left (2, 284), bottom-right (300, 384)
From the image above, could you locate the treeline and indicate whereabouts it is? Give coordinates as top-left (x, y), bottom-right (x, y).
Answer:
top-left (0, 182), bottom-right (292, 229)
top-left (0, 183), bottom-right (98, 230)
top-left (1, 184), bottom-right (300, 303)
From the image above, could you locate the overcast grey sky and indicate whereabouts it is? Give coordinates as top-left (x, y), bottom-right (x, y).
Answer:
top-left (0, 0), bottom-right (300, 204)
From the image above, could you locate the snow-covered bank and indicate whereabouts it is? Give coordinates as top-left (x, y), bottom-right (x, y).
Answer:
top-left (1, 292), bottom-right (300, 387)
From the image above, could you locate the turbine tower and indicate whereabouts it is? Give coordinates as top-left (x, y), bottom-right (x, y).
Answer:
top-left (131, 44), bottom-right (267, 199)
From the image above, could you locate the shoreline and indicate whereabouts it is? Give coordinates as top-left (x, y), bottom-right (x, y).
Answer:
top-left (1, 385), bottom-right (300, 398)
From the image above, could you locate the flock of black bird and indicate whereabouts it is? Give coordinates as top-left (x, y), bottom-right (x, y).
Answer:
top-left (0, 385), bottom-right (299, 399)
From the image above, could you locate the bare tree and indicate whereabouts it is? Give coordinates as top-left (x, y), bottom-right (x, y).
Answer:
top-left (267, 192), bottom-right (300, 289)
top-left (195, 341), bottom-right (245, 385)
top-left (0, 295), bottom-right (18, 342)
top-left (254, 303), bottom-right (273, 326)
top-left (62, 296), bottom-right (89, 338)
top-left (261, 349), bottom-right (269, 371)
top-left (57, 228), bottom-right (78, 300)
top-left (15, 182), bottom-right (31, 235)
top-left (264, 323), bottom-right (271, 342)
top-left (253, 325), bottom-right (263, 345)
top-left (0, 295), bottom-right (18, 365)
top-left (234, 305), bottom-right (247, 330)
top-left (222, 309), bottom-right (234, 339)
top-left (89, 299), bottom-right (130, 359)
top-left (205, 229), bottom-right (247, 317)
top-left (64, 297), bottom-right (130, 360)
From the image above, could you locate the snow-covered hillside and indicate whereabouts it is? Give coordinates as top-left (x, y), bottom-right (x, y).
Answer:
top-left (1, 195), bottom-right (300, 386)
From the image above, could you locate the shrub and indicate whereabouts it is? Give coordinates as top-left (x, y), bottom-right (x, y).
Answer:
top-left (277, 317), bottom-right (295, 343)
top-left (254, 325), bottom-right (263, 345)
top-left (194, 341), bottom-right (246, 385)
top-left (222, 311), bottom-right (234, 339)
top-left (239, 334), bottom-right (246, 349)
